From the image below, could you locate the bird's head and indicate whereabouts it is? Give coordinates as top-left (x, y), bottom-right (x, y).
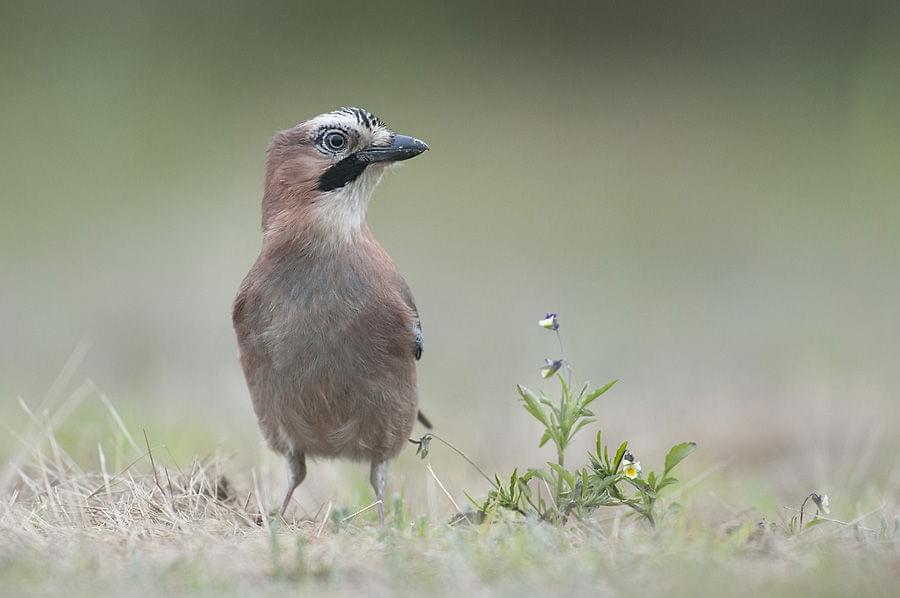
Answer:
top-left (262, 107), bottom-right (428, 241)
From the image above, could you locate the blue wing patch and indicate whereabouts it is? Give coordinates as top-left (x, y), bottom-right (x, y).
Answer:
top-left (414, 322), bottom-right (424, 360)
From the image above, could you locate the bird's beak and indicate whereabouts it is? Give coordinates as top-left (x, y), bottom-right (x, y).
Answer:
top-left (357, 134), bottom-right (429, 163)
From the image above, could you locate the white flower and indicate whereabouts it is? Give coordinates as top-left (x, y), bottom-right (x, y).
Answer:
top-left (622, 460), bottom-right (641, 479)
top-left (540, 359), bottom-right (563, 379)
top-left (812, 493), bottom-right (830, 515)
top-left (538, 313), bottom-right (559, 330)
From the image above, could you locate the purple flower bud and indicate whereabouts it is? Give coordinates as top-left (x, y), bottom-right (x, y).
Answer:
top-left (540, 358), bottom-right (564, 379)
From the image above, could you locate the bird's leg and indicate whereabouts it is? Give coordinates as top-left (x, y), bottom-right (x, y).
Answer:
top-left (280, 450), bottom-right (306, 518)
top-left (370, 459), bottom-right (388, 524)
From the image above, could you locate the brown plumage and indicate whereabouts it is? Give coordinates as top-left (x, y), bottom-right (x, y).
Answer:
top-left (232, 107), bottom-right (429, 522)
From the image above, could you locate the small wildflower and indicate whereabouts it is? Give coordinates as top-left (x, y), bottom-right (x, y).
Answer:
top-left (538, 312), bottom-right (559, 330)
top-left (622, 460), bottom-right (641, 479)
top-left (540, 358), bottom-right (563, 379)
top-left (622, 451), bottom-right (635, 464)
top-left (812, 493), bottom-right (830, 515)
top-left (408, 435), bottom-right (432, 459)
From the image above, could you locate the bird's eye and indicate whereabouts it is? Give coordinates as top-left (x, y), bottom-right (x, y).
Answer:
top-left (323, 131), bottom-right (347, 151)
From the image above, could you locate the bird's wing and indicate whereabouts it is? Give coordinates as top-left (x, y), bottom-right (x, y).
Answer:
top-left (396, 276), bottom-right (423, 361)
top-left (396, 276), bottom-right (431, 429)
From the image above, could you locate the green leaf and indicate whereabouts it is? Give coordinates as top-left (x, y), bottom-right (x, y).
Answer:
top-left (538, 395), bottom-right (560, 417)
top-left (557, 373), bottom-right (570, 400)
top-left (517, 479), bottom-right (532, 499)
top-left (624, 476), bottom-right (655, 496)
top-left (613, 441), bottom-right (628, 473)
top-left (548, 409), bottom-right (561, 432)
top-left (589, 474), bottom-right (620, 494)
top-left (803, 517), bottom-right (827, 531)
top-left (463, 491), bottom-right (484, 510)
top-left (568, 418), bottom-right (596, 443)
top-left (646, 470), bottom-right (656, 489)
top-left (517, 385), bottom-right (550, 427)
top-left (582, 379), bottom-right (618, 409)
top-left (655, 477), bottom-right (679, 492)
top-left (595, 430), bottom-right (603, 458)
top-left (538, 430), bottom-right (552, 447)
top-left (525, 468), bottom-right (552, 483)
top-left (663, 442), bottom-right (698, 476)
top-left (547, 463), bottom-right (578, 490)
top-left (575, 382), bottom-right (589, 403)
top-left (548, 463), bottom-right (577, 489)
top-left (587, 453), bottom-right (604, 474)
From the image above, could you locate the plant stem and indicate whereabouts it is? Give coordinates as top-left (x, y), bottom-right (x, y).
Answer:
top-left (799, 493), bottom-right (813, 530)
top-left (621, 499), bottom-right (656, 527)
top-left (555, 447), bottom-right (565, 509)
top-left (420, 433), bottom-right (497, 489)
top-left (555, 329), bottom-right (571, 388)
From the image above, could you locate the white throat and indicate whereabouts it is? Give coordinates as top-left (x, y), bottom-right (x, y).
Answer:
top-left (313, 165), bottom-right (385, 244)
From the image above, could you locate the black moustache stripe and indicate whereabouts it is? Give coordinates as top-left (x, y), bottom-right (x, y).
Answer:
top-left (318, 154), bottom-right (368, 192)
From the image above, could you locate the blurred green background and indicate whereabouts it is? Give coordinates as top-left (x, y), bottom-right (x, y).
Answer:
top-left (2, 1), bottom-right (898, 508)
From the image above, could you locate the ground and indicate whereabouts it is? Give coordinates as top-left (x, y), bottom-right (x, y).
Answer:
top-left (2, 432), bottom-right (897, 597)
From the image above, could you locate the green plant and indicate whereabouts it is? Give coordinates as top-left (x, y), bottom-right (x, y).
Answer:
top-left (414, 312), bottom-right (697, 526)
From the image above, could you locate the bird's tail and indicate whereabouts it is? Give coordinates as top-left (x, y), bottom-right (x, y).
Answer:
top-left (417, 410), bottom-right (433, 429)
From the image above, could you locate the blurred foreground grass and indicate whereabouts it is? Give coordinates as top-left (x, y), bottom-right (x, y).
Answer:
top-left (1, 374), bottom-right (897, 598)
top-left (3, 510), bottom-right (898, 597)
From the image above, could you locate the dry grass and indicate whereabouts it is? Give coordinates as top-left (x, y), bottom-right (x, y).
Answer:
top-left (1, 378), bottom-right (898, 597)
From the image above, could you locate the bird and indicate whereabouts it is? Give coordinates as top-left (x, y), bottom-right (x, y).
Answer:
top-left (232, 107), bottom-right (430, 523)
